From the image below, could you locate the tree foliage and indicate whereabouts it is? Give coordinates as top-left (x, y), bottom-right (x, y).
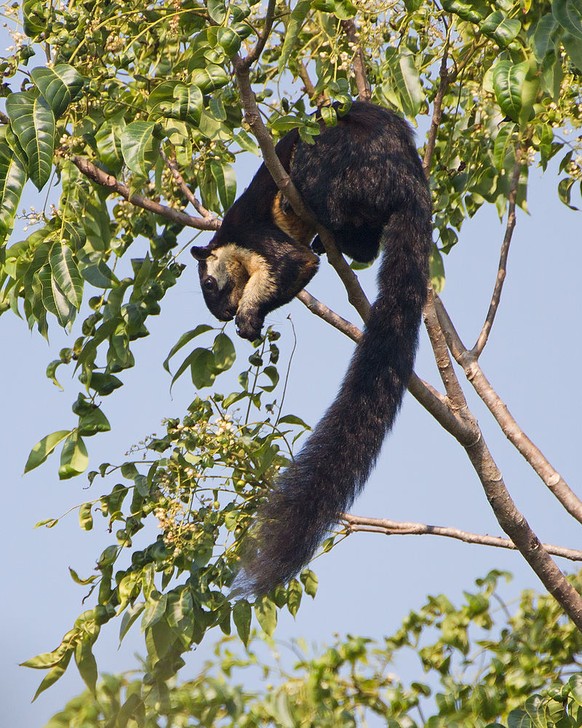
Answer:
top-left (0, 0), bottom-right (581, 720)
top-left (46, 572), bottom-right (582, 727)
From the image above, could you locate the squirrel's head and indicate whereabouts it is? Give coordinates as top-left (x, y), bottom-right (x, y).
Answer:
top-left (191, 243), bottom-right (273, 340)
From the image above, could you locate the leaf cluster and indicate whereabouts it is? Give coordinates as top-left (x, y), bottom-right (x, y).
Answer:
top-left (27, 332), bottom-right (316, 701)
top-left (45, 571), bottom-right (582, 727)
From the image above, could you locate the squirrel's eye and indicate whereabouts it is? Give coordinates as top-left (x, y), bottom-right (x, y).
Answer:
top-left (202, 277), bottom-right (217, 293)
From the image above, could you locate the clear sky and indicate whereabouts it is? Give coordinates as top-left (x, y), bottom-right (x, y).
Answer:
top-left (1, 65), bottom-right (581, 728)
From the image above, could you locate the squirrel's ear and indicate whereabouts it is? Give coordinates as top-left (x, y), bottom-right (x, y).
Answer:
top-left (190, 246), bottom-right (213, 261)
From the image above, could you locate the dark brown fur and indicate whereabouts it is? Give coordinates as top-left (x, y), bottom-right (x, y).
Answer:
top-left (192, 102), bottom-right (432, 595)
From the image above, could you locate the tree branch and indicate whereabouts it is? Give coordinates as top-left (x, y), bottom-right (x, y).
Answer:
top-left (342, 514), bottom-right (582, 562)
top-left (232, 55), bottom-right (371, 321)
top-left (161, 150), bottom-right (214, 220)
top-left (434, 294), bottom-right (582, 525)
top-left (238, 0), bottom-right (277, 69)
top-left (340, 19), bottom-right (372, 102)
top-left (423, 288), bottom-right (469, 412)
top-left (70, 155), bottom-right (219, 232)
top-left (297, 290), bottom-right (362, 342)
top-left (297, 290), bottom-right (474, 443)
top-left (423, 46), bottom-right (449, 175)
top-left (463, 425), bottom-right (582, 629)
top-left (472, 151), bottom-right (522, 356)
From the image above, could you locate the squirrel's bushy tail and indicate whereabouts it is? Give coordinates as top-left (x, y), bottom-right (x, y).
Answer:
top-left (234, 202), bottom-right (431, 597)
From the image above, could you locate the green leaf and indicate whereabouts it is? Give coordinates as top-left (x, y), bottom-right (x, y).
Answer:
top-left (429, 247), bottom-right (446, 294)
top-left (49, 242), bottom-right (83, 310)
top-left (31, 64), bottom-right (85, 118)
top-left (279, 0), bottom-right (311, 70)
top-left (163, 324), bottom-right (214, 373)
top-left (190, 348), bottom-right (218, 389)
top-left (233, 600), bottom-right (252, 646)
top-left (190, 65), bottom-right (230, 92)
top-left (68, 566), bottom-right (97, 585)
top-left (287, 579), bottom-right (302, 617)
top-left (300, 569), bottom-right (318, 597)
top-left (31, 652), bottom-right (73, 701)
top-left (493, 122), bottom-right (517, 171)
top-left (86, 372), bottom-right (123, 396)
top-left (119, 602), bottom-right (146, 643)
top-left (440, 0), bottom-right (486, 23)
top-left (481, 11), bottom-right (521, 46)
top-left (207, 0), bottom-right (226, 23)
top-left (492, 60), bottom-right (538, 127)
top-left (530, 14), bottom-right (559, 62)
top-left (172, 84), bottom-right (203, 125)
top-left (278, 414), bottom-right (311, 429)
top-left (23, 0), bottom-right (46, 37)
top-left (25, 430), bottom-right (71, 473)
top-left (75, 638), bottom-right (98, 693)
top-left (558, 177), bottom-right (579, 210)
top-left (39, 262), bottom-right (76, 327)
top-left (0, 141), bottom-right (26, 242)
top-left (212, 332), bottom-right (236, 372)
top-left (553, 0), bottom-right (582, 41)
top-left (562, 32), bottom-right (582, 71)
top-left (210, 160), bottom-right (236, 210)
top-left (79, 502), bottom-right (94, 531)
top-left (95, 115), bottom-right (125, 171)
top-left (78, 405), bottom-right (111, 436)
top-left (6, 91), bottom-right (55, 190)
top-left (59, 433), bottom-right (89, 479)
top-left (255, 597), bottom-right (277, 636)
top-left (383, 48), bottom-right (425, 117)
top-left (79, 259), bottom-right (117, 289)
top-left (259, 365), bottom-right (279, 392)
top-left (120, 121), bottom-right (157, 176)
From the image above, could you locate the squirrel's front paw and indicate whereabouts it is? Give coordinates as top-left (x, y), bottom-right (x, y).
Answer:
top-left (235, 310), bottom-right (264, 341)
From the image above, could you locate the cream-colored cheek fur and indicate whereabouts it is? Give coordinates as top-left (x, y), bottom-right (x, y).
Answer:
top-left (208, 244), bottom-right (276, 312)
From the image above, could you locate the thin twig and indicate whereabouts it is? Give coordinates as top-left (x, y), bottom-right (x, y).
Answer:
top-left (423, 45), bottom-right (449, 175)
top-left (161, 150), bottom-right (213, 219)
top-left (342, 514), bottom-right (582, 562)
top-left (434, 294), bottom-right (582, 525)
top-left (298, 63), bottom-right (327, 108)
top-left (340, 19), bottom-right (372, 101)
top-left (70, 155), bottom-right (220, 232)
top-left (472, 151), bottom-right (521, 356)
top-left (239, 0), bottom-right (277, 68)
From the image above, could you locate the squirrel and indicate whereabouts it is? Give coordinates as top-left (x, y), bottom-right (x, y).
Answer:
top-left (191, 102), bottom-right (432, 596)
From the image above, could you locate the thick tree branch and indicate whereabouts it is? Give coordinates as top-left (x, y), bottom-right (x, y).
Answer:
top-left (340, 19), bottom-right (372, 102)
top-left (342, 514), bottom-right (582, 561)
top-left (70, 155), bottom-right (219, 232)
top-left (424, 288), bottom-right (469, 413)
top-left (463, 427), bottom-right (582, 629)
top-left (472, 152), bottom-right (522, 356)
top-left (434, 294), bottom-right (582, 525)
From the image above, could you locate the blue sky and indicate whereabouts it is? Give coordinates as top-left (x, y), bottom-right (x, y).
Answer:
top-left (2, 145), bottom-right (581, 724)
top-left (0, 23), bottom-right (581, 722)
